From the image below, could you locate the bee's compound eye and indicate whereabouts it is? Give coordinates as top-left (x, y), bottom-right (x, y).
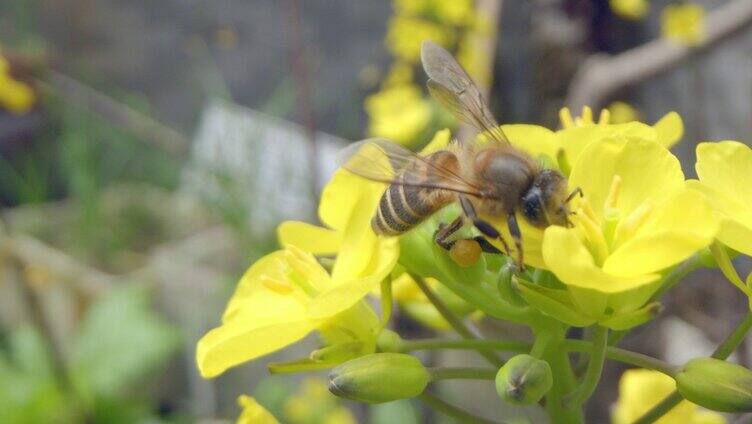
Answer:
top-left (449, 239), bottom-right (482, 268)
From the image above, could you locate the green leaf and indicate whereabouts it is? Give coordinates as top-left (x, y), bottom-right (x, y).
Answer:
top-left (70, 283), bottom-right (181, 402)
top-left (0, 326), bottom-right (73, 423)
top-left (513, 278), bottom-right (595, 327)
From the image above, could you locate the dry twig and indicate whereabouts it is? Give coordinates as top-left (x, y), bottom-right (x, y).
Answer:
top-left (566, 0), bottom-right (752, 110)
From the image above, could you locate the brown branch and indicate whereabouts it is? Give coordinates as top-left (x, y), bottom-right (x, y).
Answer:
top-left (39, 71), bottom-right (189, 156)
top-left (566, 0), bottom-right (752, 111)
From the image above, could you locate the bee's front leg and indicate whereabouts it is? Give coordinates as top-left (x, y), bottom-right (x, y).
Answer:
top-left (506, 213), bottom-right (525, 272)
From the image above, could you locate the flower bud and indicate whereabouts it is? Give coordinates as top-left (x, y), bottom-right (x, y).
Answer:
top-left (376, 329), bottom-right (403, 353)
top-left (676, 357), bottom-right (752, 412)
top-left (495, 354), bottom-right (553, 405)
top-left (328, 353), bottom-right (429, 403)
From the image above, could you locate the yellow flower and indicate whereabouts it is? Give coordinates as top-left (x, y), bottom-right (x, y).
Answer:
top-left (612, 369), bottom-right (726, 424)
top-left (688, 141), bottom-right (752, 257)
top-left (196, 245), bottom-right (388, 378)
top-left (284, 378), bottom-right (357, 424)
top-left (237, 395), bottom-right (279, 424)
top-left (364, 84), bottom-right (432, 145)
top-left (536, 137), bottom-right (717, 326)
top-left (0, 56), bottom-right (34, 114)
top-left (392, 0), bottom-right (474, 26)
top-left (432, 0), bottom-right (474, 26)
top-left (661, 3), bottom-right (706, 46)
top-left (610, 0), bottom-right (649, 20)
top-left (382, 61), bottom-right (414, 88)
top-left (386, 16), bottom-right (452, 63)
top-left (556, 106), bottom-right (684, 167)
top-left (607, 101), bottom-right (641, 124)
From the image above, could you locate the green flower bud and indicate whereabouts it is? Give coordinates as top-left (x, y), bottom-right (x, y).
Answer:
top-left (495, 354), bottom-right (553, 405)
top-left (328, 353), bottom-right (429, 404)
top-left (676, 357), bottom-right (752, 412)
top-left (376, 329), bottom-right (403, 353)
top-left (497, 262), bottom-right (526, 307)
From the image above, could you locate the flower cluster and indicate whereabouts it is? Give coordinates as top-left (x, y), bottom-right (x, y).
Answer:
top-left (364, 0), bottom-right (490, 146)
top-left (198, 105), bottom-right (752, 423)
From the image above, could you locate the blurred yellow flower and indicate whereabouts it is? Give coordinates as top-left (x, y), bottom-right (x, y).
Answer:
top-left (393, 0), bottom-right (474, 26)
top-left (610, 0), bottom-right (649, 20)
top-left (0, 56), bottom-right (34, 114)
top-left (612, 369), bottom-right (725, 424)
top-left (237, 395), bottom-right (279, 424)
top-left (688, 141), bottom-right (752, 257)
top-left (364, 84), bottom-right (432, 145)
top-left (607, 101), bottom-right (641, 124)
top-left (284, 378), bottom-right (357, 424)
top-left (661, 3), bottom-right (706, 46)
top-left (196, 245), bottom-right (387, 378)
top-left (382, 61), bottom-right (414, 88)
top-left (386, 16), bottom-right (451, 63)
top-left (540, 137), bottom-right (717, 326)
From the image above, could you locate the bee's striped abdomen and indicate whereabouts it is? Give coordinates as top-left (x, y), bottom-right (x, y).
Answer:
top-left (372, 150), bottom-right (458, 235)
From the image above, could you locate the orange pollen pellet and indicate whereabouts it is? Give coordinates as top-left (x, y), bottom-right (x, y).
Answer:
top-left (449, 239), bottom-right (482, 268)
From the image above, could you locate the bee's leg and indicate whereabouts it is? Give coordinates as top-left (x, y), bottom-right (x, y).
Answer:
top-left (434, 216), bottom-right (464, 250)
top-left (566, 186), bottom-right (584, 202)
top-left (507, 213), bottom-right (525, 271)
top-left (459, 196), bottom-right (511, 256)
top-left (471, 236), bottom-right (503, 254)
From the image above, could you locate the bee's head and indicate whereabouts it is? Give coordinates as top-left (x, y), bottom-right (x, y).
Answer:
top-left (520, 169), bottom-right (573, 228)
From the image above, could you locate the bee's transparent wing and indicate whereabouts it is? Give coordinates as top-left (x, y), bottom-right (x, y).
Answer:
top-left (421, 40), bottom-right (510, 145)
top-left (337, 138), bottom-right (484, 196)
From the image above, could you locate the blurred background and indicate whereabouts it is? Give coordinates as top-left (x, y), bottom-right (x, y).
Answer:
top-left (1, 0), bottom-right (752, 422)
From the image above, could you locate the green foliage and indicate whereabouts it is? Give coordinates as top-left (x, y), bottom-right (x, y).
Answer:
top-left (0, 283), bottom-right (181, 423)
top-left (70, 284), bottom-right (182, 403)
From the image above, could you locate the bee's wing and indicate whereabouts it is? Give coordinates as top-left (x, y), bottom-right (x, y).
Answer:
top-left (421, 40), bottom-right (510, 145)
top-left (337, 138), bottom-right (484, 197)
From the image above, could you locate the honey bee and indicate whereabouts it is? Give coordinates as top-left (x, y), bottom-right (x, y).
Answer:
top-left (339, 41), bottom-right (581, 269)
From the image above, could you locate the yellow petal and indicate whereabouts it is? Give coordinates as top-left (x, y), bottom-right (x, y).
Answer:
top-left (223, 250), bottom-right (328, 320)
top-left (542, 226), bottom-right (659, 293)
top-left (319, 168), bottom-right (384, 232)
top-left (603, 189), bottom-right (717, 277)
top-left (197, 306), bottom-right (315, 378)
top-left (310, 276), bottom-right (381, 319)
top-left (237, 395), bottom-right (280, 424)
top-left (420, 128), bottom-right (452, 155)
top-left (696, 141), bottom-right (752, 207)
top-left (569, 137), bottom-right (684, 219)
top-left (277, 221), bottom-right (342, 254)
top-left (501, 124), bottom-right (558, 162)
top-left (653, 111), bottom-right (684, 148)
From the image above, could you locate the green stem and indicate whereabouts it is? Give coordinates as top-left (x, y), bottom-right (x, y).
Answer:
top-left (634, 313), bottom-right (752, 424)
top-left (530, 330), bottom-right (553, 358)
top-left (378, 277), bottom-right (392, 332)
top-left (418, 392), bottom-right (499, 424)
top-left (563, 341), bottom-right (678, 377)
top-left (711, 241), bottom-right (752, 296)
top-left (400, 338), bottom-right (530, 353)
top-left (542, 329), bottom-right (583, 424)
top-left (428, 367), bottom-right (497, 381)
top-left (398, 337), bottom-right (679, 376)
top-left (649, 255), bottom-right (701, 302)
top-left (564, 326), bottom-right (608, 408)
top-left (410, 273), bottom-right (503, 367)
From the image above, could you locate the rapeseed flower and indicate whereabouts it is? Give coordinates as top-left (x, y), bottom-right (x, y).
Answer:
top-left (688, 141), bottom-right (752, 257)
top-left (612, 369), bottom-right (725, 424)
top-left (364, 84), bottom-right (432, 145)
top-left (537, 137), bottom-right (717, 326)
top-left (196, 246), bottom-right (387, 378)
top-left (662, 3), bottom-right (706, 46)
top-left (386, 16), bottom-right (451, 63)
